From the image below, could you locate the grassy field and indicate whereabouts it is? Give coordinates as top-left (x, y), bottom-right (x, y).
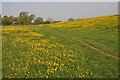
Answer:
top-left (2, 15), bottom-right (119, 78)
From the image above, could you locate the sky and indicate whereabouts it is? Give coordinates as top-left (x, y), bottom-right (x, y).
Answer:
top-left (2, 2), bottom-right (119, 21)
top-left (1, 0), bottom-right (120, 2)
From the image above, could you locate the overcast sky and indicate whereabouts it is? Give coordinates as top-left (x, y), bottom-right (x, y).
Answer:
top-left (2, 2), bottom-right (118, 21)
top-left (1, 0), bottom-right (120, 2)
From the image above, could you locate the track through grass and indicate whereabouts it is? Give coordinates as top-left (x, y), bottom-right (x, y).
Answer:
top-left (72, 37), bottom-right (119, 60)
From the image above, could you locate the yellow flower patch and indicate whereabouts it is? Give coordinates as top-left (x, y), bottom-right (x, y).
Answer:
top-left (50, 15), bottom-right (118, 30)
top-left (14, 32), bottom-right (44, 37)
top-left (2, 27), bottom-right (30, 32)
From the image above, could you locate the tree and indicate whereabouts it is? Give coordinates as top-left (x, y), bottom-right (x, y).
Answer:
top-left (68, 18), bottom-right (74, 21)
top-left (19, 12), bottom-right (28, 17)
top-left (30, 14), bottom-right (35, 24)
top-left (2, 16), bottom-right (10, 25)
top-left (14, 17), bottom-right (21, 25)
top-left (34, 17), bottom-right (44, 25)
top-left (0, 14), bottom-right (1, 25)
top-left (44, 21), bottom-right (50, 24)
top-left (46, 17), bottom-right (53, 23)
top-left (19, 12), bottom-right (35, 25)
top-left (8, 16), bottom-right (15, 25)
top-left (19, 12), bottom-right (30, 25)
top-left (2, 16), bottom-right (16, 25)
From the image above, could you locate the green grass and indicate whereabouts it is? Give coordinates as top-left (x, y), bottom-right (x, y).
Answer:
top-left (2, 24), bottom-right (118, 78)
top-left (63, 28), bottom-right (118, 56)
top-left (0, 25), bottom-right (2, 80)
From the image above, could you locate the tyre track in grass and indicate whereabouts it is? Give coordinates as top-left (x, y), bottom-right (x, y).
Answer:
top-left (72, 37), bottom-right (120, 60)
top-left (45, 27), bottom-right (119, 60)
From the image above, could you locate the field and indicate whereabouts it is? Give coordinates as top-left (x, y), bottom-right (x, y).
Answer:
top-left (2, 15), bottom-right (119, 78)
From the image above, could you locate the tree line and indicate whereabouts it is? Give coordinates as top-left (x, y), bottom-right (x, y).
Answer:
top-left (0, 12), bottom-right (74, 25)
top-left (0, 12), bottom-right (61, 25)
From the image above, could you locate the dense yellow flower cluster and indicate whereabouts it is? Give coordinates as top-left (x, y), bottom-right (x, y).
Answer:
top-left (51, 15), bottom-right (118, 30)
top-left (15, 32), bottom-right (44, 37)
top-left (2, 27), bottom-right (30, 35)
top-left (2, 27), bottom-right (44, 37)
top-left (2, 27), bottom-right (30, 31)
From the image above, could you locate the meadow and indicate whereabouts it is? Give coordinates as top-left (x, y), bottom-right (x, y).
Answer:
top-left (2, 15), bottom-right (119, 78)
